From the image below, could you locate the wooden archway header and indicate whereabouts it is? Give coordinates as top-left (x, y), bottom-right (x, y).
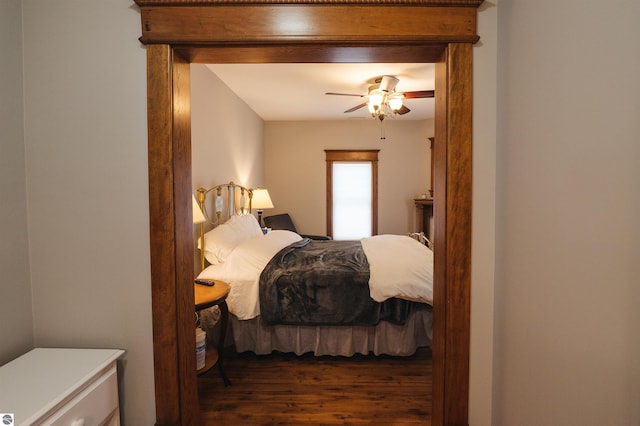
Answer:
top-left (136, 0), bottom-right (482, 48)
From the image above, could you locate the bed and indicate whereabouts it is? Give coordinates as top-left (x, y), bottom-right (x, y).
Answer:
top-left (195, 182), bottom-right (433, 357)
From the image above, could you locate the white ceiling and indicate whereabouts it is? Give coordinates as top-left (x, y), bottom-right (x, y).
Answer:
top-left (206, 63), bottom-right (435, 122)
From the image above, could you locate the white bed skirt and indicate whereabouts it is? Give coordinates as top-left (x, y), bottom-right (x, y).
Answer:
top-left (228, 307), bottom-right (432, 357)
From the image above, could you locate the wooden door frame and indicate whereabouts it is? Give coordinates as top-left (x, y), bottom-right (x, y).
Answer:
top-left (325, 149), bottom-right (380, 238)
top-left (135, 1), bottom-right (480, 425)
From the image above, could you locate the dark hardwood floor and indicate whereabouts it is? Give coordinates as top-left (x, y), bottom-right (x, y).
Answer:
top-left (198, 347), bottom-right (432, 425)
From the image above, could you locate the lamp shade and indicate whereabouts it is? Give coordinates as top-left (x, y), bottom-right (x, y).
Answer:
top-left (369, 92), bottom-right (384, 109)
top-left (251, 189), bottom-right (274, 210)
top-left (192, 195), bottom-right (206, 224)
top-left (389, 96), bottom-right (403, 112)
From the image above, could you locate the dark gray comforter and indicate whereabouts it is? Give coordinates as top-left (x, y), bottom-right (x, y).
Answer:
top-left (259, 238), bottom-right (425, 326)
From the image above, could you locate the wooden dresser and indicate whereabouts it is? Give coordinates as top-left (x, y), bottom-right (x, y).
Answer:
top-left (0, 348), bottom-right (124, 425)
top-left (414, 198), bottom-right (434, 242)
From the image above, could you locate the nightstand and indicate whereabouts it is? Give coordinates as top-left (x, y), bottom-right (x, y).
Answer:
top-left (194, 280), bottom-right (231, 386)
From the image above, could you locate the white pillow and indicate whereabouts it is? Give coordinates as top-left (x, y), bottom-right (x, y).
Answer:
top-left (199, 214), bottom-right (263, 265)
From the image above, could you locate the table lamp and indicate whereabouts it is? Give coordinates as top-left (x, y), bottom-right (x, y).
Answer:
top-left (251, 188), bottom-right (273, 228)
top-left (192, 194), bottom-right (206, 225)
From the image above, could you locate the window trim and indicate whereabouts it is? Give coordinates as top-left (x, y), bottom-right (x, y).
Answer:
top-left (325, 150), bottom-right (379, 238)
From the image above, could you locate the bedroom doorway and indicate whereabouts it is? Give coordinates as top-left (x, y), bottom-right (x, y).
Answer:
top-left (136, 1), bottom-right (479, 425)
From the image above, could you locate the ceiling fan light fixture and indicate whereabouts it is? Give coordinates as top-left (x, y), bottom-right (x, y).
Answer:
top-left (389, 96), bottom-right (404, 112)
top-left (368, 91), bottom-right (384, 116)
top-left (379, 75), bottom-right (400, 93)
top-left (326, 75), bottom-right (433, 123)
top-left (369, 92), bottom-right (384, 108)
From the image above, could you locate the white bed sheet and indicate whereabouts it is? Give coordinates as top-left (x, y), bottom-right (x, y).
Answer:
top-left (198, 230), bottom-right (434, 321)
top-left (361, 234), bottom-right (433, 304)
top-left (198, 230), bottom-right (302, 320)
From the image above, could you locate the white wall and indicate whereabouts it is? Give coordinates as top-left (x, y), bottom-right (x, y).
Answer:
top-left (191, 65), bottom-right (265, 192)
top-left (0, 0), bottom-right (34, 364)
top-left (469, 1), bottom-right (498, 424)
top-left (21, 2), bottom-right (155, 424)
top-left (493, 1), bottom-right (640, 425)
top-left (191, 64), bottom-right (265, 271)
top-left (264, 120), bottom-right (432, 236)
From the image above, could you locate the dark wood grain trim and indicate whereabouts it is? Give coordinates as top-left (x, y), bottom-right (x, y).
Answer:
top-left (138, 5), bottom-right (479, 45)
top-left (372, 156), bottom-right (379, 236)
top-left (171, 50), bottom-right (200, 426)
top-left (147, 45), bottom-right (199, 426)
top-left (135, 0), bottom-right (483, 6)
top-left (431, 48), bottom-right (447, 426)
top-left (326, 160), bottom-right (333, 238)
top-left (179, 44), bottom-right (449, 65)
top-left (325, 149), bottom-right (380, 161)
top-left (146, 44), bottom-right (181, 425)
top-left (431, 42), bottom-right (473, 426)
top-left (443, 43), bottom-right (472, 425)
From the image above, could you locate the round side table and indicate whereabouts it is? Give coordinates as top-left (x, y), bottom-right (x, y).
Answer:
top-left (194, 280), bottom-right (231, 386)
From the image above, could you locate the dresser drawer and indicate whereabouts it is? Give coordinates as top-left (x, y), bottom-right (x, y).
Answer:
top-left (40, 365), bottom-right (119, 426)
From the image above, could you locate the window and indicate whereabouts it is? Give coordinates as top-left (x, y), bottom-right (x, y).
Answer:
top-left (325, 150), bottom-right (379, 239)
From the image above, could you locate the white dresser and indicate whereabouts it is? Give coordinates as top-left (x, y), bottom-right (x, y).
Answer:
top-left (0, 348), bottom-right (124, 426)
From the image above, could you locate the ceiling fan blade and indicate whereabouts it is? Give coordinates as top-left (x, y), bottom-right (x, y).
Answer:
top-left (397, 105), bottom-right (411, 115)
top-left (344, 102), bottom-right (368, 113)
top-left (325, 92), bottom-right (366, 97)
top-left (402, 90), bottom-right (435, 99)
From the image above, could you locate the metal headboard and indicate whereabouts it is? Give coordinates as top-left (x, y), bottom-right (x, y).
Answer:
top-left (408, 232), bottom-right (433, 250)
top-left (195, 181), bottom-right (254, 271)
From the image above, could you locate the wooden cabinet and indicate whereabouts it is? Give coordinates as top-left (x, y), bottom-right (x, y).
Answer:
top-left (414, 198), bottom-right (434, 243)
top-left (428, 137), bottom-right (434, 198)
top-left (0, 348), bottom-right (124, 425)
top-left (412, 137), bottom-right (435, 243)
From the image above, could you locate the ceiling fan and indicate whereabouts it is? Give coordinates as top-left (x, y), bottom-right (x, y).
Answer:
top-left (325, 75), bottom-right (435, 121)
